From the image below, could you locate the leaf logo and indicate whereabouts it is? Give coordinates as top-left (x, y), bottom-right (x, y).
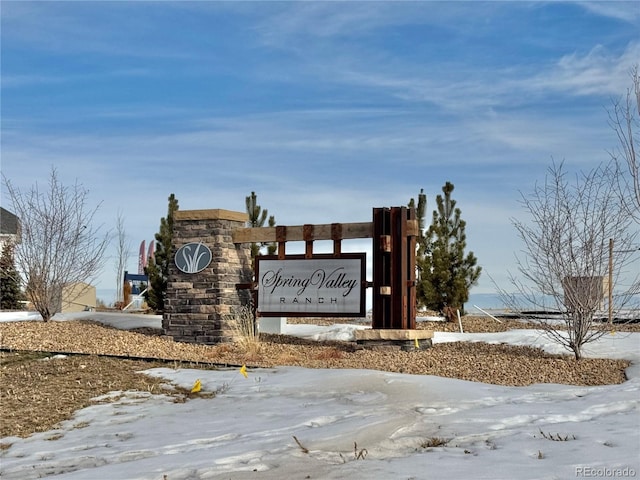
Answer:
top-left (175, 242), bottom-right (213, 274)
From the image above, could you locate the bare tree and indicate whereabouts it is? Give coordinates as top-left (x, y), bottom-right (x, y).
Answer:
top-left (114, 209), bottom-right (131, 306)
top-left (2, 167), bottom-right (110, 321)
top-left (503, 161), bottom-right (638, 360)
top-left (608, 64), bottom-right (640, 222)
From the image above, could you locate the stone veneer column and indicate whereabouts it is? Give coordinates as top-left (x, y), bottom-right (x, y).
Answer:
top-left (162, 209), bottom-right (252, 344)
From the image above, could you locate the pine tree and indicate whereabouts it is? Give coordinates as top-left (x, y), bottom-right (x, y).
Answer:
top-left (420, 182), bottom-right (481, 319)
top-left (145, 193), bottom-right (179, 313)
top-left (408, 189), bottom-right (428, 309)
top-left (245, 191), bottom-right (276, 264)
top-left (0, 241), bottom-right (23, 310)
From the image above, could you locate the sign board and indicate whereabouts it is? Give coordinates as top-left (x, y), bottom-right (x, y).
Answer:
top-left (174, 242), bottom-right (213, 274)
top-left (256, 254), bottom-right (366, 317)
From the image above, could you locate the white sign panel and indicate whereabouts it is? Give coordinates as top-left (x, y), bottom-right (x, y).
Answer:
top-left (256, 255), bottom-right (365, 316)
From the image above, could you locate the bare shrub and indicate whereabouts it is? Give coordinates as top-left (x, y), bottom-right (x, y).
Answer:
top-left (608, 64), bottom-right (640, 222)
top-left (2, 167), bottom-right (110, 321)
top-left (502, 161), bottom-right (638, 360)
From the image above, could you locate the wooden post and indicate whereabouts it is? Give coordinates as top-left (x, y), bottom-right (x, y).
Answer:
top-left (303, 224), bottom-right (314, 259)
top-left (276, 226), bottom-right (287, 260)
top-left (331, 223), bottom-right (342, 256)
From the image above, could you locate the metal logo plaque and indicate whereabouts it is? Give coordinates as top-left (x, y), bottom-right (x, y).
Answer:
top-left (174, 242), bottom-right (212, 274)
top-left (256, 253), bottom-right (366, 317)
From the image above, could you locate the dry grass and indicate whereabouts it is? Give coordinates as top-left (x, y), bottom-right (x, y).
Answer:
top-left (0, 353), bottom-right (179, 439)
top-left (421, 437), bottom-right (450, 448)
top-left (224, 305), bottom-right (261, 357)
top-left (313, 347), bottom-right (345, 360)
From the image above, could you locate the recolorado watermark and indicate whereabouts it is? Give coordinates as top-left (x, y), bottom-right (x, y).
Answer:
top-left (576, 466), bottom-right (637, 478)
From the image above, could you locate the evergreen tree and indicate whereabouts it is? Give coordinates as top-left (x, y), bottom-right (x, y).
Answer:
top-left (145, 193), bottom-right (179, 312)
top-left (245, 191), bottom-right (276, 264)
top-left (420, 182), bottom-right (481, 319)
top-left (408, 189), bottom-right (428, 309)
top-left (0, 241), bottom-right (23, 310)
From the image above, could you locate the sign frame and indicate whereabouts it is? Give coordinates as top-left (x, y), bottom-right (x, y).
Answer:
top-left (255, 253), bottom-right (366, 318)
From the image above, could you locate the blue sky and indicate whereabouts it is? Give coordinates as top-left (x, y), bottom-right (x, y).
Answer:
top-left (1, 1), bottom-right (639, 304)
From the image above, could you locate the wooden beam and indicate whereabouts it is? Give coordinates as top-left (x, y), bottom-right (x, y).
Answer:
top-left (232, 220), bottom-right (417, 244)
top-left (232, 221), bottom-right (373, 243)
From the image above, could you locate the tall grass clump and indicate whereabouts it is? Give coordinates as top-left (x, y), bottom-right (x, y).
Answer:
top-left (224, 305), bottom-right (261, 357)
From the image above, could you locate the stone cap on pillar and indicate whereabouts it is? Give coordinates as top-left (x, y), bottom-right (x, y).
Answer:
top-left (174, 209), bottom-right (248, 222)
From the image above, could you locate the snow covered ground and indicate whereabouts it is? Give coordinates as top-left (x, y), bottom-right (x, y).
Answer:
top-left (1, 312), bottom-right (638, 480)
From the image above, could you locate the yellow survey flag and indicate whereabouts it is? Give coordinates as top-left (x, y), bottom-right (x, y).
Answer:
top-left (191, 379), bottom-right (201, 393)
top-left (240, 365), bottom-right (248, 378)
top-left (414, 338), bottom-right (419, 349)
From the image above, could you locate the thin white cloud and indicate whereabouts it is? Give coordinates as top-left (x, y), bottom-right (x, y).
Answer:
top-left (253, 2), bottom-right (507, 47)
top-left (0, 2), bottom-right (198, 60)
top-left (1, 68), bottom-right (152, 88)
top-left (529, 42), bottom-right (640, 96)
top-left (294, 40), bottom-right (639, 115)
top-left (245, 3), bottom-right (640, 115)
top-left (255, 3), bottom-right (412, 45)
top-left (578, 1), bottom-right (640, 24)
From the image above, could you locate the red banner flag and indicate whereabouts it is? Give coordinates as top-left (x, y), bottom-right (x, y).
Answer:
top-left (146, 240), bottom-right (155, 268)
top-left (138, 240), bottom-right (146, 274)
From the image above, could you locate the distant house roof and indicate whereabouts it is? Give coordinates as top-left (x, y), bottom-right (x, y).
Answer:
top-left (0, 207), bottom-right (20, 236)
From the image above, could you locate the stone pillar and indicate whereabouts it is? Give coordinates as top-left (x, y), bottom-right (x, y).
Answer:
top-left (163, 209), bottom-right (252, 344)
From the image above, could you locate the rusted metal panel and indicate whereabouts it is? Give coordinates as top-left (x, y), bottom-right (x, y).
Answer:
top-left (372, 208), bottom-right (391, 329)
top-left (388, 207), bottom-right (398, 329)
top-left (407, 208), bottom-right (417, 329)
top-left (390, 206), bottom-right (407, 329)
top-left (372, 207), bottom-right (417, 330)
